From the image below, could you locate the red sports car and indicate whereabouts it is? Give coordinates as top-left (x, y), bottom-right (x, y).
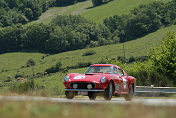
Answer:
top-left (63, 64), bottom-right (136, 101)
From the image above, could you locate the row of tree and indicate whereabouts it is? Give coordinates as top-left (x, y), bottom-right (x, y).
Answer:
top-left (0, 0), bottom-right (55, 27)
top-left (104, 0), bottom-right (176, 42)
top-left (0, 15), bottom-right (113, 54)
top-left (1, 0), bottom-right (176, 54)
top-left (91, 0), bottom-right (112, 6)
top-left (0, 0), bottom-right (88, 27)
top-left (56, 0), bottom-right (87, 6)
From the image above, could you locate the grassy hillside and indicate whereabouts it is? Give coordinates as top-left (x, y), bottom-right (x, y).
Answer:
top-left (0, 25), bottom-right (176, 94)
top-left (35, 0), bottom-right (168, 23)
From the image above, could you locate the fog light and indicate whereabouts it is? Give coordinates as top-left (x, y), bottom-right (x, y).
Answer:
top-left (87, 84), bottom-right (92, 89)
top-left (73, 84), bottom-right (78, 89)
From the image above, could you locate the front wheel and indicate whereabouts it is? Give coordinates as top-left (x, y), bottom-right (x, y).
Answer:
top-left (124, 84), bottom-right (134, 101)
top-left (88, 92), bottom-right (96, 100)
top-left (65, 91), bottom-right (74, 99)
top-left (104, 81), bottom-right (113, 100)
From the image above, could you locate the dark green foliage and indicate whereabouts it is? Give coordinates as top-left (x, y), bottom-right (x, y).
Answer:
top-left (129, 56), bottom-right (136, 63)
top-left (0, 15), bottom-right (112, 54)
top-left (92, 0), bottom-right (103, 6)
top-left (26, 59), bottom-right (35, 67)
top-left (149, 33), bottom-right (176, 85)
top-left (91, 0), bottom-right (112, 6)
top-left (52, 15), bottom-right (90, 26)
top-left (104, 1), bottom-right (176, 42)
top-left (56, 0), bottom-right (87, 6)
top-left (104, 58), bottom-right (173, 87)
top-left (67, 62), bottom-right (92, 69)
top-left (14, 73), bottom-right (24, 79)
top-left (82, 50), bottom-right (96, 56)
top-left (0, 0), bottom-right (55, 27)
top-left (76, 62), bottom-right (92, 68)
top-left (45, 61), bottom-right (62, 74)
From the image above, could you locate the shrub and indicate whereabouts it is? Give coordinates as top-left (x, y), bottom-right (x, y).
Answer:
top-left (129, 56), bottom-right (136, 63)
top-left (82, 50), bottom-right (96, 56)
top-left (26, 59), bottom-right (36, 67)
top-left (77, 62), bottom-right (92, 68)
top-left (149, 32), bottom-right (176, 84)
top-left (14, 73), bottom-right (24, 79)
top-left (45, 61), bottom-right (62, 74)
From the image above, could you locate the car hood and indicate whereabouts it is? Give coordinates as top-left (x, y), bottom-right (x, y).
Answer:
top-left (68, 73), bottom-right (104, 83)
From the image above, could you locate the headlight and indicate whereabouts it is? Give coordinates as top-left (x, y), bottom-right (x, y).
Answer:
top-left (100, 77), bottom-right (107, 83)
top-left (64, 75), bottom-right (70, 82)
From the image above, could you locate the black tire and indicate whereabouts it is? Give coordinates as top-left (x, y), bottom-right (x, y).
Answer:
top-left (88, 92), bottom-right (96, 100)
top-left (65, 91), bottom-right (74, 99)
top-left (104, 81), bottom-right (113, 100)
top-left (124, 84), bottom-right (134, 101)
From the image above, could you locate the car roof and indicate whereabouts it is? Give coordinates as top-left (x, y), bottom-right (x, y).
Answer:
top-left (90, 64), bottom-right (120, 68)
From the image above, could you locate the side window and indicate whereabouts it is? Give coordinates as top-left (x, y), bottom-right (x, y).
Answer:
top-left (118, 68), bottom-right (124, 76)
top-left (113, 67), bottom-right (118, 74)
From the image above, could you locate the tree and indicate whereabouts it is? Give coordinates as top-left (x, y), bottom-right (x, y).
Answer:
top-left (26, 59), bottom-right (36, 76)
top-left (149, 33), bottom-right (176, 84)
top-left (91, 0), bottom-right (103, 6)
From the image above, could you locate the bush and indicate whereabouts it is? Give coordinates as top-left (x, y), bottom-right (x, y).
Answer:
top-left (149, 32), bottom-right (176, 84)
top-left (103, 58), bottom-right (173, 87)
top-left (14, 73), bottom-right (24, 79)
top-left (26, 59), bottom-right (36, 67)
top-left (129, 56), bottom-right (136, 63)
top-left (82, 50), bottom-right (96, 56)
top-left (77, 62), bottom-right (92, 68)
top-left (45, 61), bottom-right (62, 74)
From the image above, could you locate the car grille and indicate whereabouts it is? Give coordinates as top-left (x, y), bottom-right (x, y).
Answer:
top-left (70, 82), bottom-right (95, 89)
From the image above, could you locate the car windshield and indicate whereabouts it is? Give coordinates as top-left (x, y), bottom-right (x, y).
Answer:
top-left (85, 66), bottom-right (114, 74)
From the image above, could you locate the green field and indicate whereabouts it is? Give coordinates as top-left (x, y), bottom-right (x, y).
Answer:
top-left (35, 0), bottom-right (169, 23)
top-left (0, 101), bottom-right (176, 118)
top-left (0, 25), bottom-right (176, 95)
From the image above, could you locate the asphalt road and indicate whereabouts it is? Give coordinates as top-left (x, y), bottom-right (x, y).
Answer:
top-left (1, 95), bottom-right (176, 106)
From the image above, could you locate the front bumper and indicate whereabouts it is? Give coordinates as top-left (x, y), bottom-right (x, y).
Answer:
top-left (65, 89), bottom-right (104, 92)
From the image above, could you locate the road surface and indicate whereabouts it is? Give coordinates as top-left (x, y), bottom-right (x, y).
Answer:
top-left (0, 96), bottom-right (176, 106)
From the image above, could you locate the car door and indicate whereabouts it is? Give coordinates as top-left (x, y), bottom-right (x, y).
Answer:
top-left (112, 67), bottom-right (124, 93)
top-left (117, 68), bottom-right (127, 92)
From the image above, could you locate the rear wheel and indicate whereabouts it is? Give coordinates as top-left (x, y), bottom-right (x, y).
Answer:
top-left (88, 92), bottom-right (96, 100)
top-left (124, 84), bottom-right (134, 101)
top-left (65, 91), bottom-right (74, 99)
top-left (104, 81), bottom-right (113, 100)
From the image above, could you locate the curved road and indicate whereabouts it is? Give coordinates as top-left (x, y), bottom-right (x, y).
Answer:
top-left (0, 96), bottom-right (176, 106)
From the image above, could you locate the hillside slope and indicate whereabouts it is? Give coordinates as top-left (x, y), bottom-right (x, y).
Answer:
top-left (35, 0), bottom-right (168, 23)
top-left (0, 25), bottom-right (175, 79)
top-left (0, 25), bottom-right (175, 94)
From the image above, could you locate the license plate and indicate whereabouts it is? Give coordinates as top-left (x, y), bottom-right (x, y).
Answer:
top-left (78, 91), bottom-right (88, 95)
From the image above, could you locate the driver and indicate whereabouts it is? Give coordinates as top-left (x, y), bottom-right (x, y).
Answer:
top-left (94, 67), bottom-right (100, 73)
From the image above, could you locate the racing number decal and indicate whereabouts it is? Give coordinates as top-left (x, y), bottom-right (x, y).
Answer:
top-left (74, 76), bottom-right (85, 79)
top-left (122, 78), bottom-right (127, 89)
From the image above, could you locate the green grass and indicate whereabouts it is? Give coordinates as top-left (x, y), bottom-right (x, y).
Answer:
top-left (33, 0), bottom-right (169, 24)
top-left (0, 25), bottom-right (176, 94)
top-left (82, 0), bottom-right (169, 23)
top-left (0, 101), bottom-right (176, 118)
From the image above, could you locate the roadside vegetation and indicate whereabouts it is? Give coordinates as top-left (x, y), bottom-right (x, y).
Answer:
top-left (0, 101), bottom-right (176, 118)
